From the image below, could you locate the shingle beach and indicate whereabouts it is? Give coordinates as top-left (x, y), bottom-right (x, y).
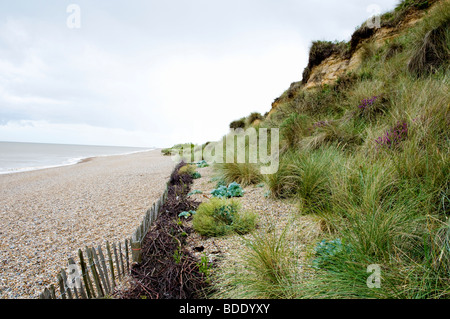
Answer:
top-left (0, 150), bottom-right (175, 299)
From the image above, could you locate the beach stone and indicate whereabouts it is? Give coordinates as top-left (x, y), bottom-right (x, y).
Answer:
top-left (0, 150), bottom-right (175, 299)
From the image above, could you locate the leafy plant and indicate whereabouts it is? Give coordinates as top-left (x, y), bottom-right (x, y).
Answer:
top-left (192, 172), bottom-right (202, 179)
top-left (196, 160), bottom-right (209, 168)
top-left (211, 185), bottom-right (229, 198)
top-left (197, 254), bottom-right (212, 278)
top-left (227, 182), bottom-right (245, 197)
top-left (173, 247), bottom-right (182, 265)
top-left (211, 182), bottom-right (244, 198)
top-left (178, 210), bottom-right (196, 219)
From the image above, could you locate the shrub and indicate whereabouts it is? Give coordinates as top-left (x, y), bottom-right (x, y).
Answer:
top-left (264, 151), bottom-right (300, 199)
top-left (192, 198), bottom-right (257, 237)
top-left (161, 148), bottom-right (173, 156)
top-left (291, 84), bottom-right (346, 117)
top-left (169, 162), bottom-right (193, 189)
top-left (229, 118), bottom-right (247, 130)
top-left (287, 148), bottom-right (340, 214)
top-left (178, 164), bottom-right (196, 176)
top-left (265, 147), bottom-right (343, 212)
top-left (178, 164), bottom-right (202, 180)
top-left (211, 226), bottom-right (301, 299)
top-left (247, 112), bottom-right (263, 125)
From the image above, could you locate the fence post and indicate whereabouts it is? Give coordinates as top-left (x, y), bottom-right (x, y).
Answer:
top-left (106, 241), bottom-right (116, 290)
top-left (131, 232), bottom-right (142, 264)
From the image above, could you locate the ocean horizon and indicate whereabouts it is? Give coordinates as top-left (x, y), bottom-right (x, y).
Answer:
top-left (0, 141), bottom-right (154, 175)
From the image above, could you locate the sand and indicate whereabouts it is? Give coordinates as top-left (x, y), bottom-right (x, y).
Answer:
top-left (0, 149), bottom-right (176, 299)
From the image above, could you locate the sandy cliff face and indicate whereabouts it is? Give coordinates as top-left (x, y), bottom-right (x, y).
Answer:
top-left (303, 11), bottom-right (425, 90)
top-left (268, 6), bottom-right (430, 117)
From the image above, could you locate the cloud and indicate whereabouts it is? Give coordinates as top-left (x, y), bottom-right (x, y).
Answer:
top-left (0, 0), bottom-right (400, 147)
top-left (0, 120), bottom-right (158, 147)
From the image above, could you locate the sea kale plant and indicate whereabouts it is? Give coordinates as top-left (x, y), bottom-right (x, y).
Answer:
top-left (311, 238), bottom-right (352, 270)
top-left (211, 182), bottom-right (244, 199)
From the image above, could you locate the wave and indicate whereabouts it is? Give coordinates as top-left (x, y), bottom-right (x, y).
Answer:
top-left (0, 148), bottom-right (155, 175)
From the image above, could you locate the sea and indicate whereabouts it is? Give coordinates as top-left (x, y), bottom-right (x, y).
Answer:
top-left (0, 141), bottom-right (153, 175)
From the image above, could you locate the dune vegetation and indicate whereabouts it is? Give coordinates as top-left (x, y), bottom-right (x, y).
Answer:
top-left (205, 0), bottom-right (449, 299)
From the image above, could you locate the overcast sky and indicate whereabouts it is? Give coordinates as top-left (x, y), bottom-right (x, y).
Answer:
top-left (0, 0), bottom-right (399, 148)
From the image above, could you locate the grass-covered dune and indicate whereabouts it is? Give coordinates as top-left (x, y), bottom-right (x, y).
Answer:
top-left (210, 0), bottom-right (449, 299)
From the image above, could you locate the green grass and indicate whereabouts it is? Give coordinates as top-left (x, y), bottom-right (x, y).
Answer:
top-left (214, 162), bottom-right (263, 186)
top-left (207, 0), bottom-right (450, 299)
top-left (192, 198), bottom-right (257, 237)
top-left (212, 224), bottom-right (305, 299)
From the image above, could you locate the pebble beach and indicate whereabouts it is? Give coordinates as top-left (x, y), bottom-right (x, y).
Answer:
top-left (0, 150), bottom-right (175, 299)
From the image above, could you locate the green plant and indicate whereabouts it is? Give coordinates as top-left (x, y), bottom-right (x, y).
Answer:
top-left (247, 112), bottom-right (263, 125)
top-left (280, 113), bottom-right (311, 149)
top-left (192, 198), bottom-right (257, 237)
top-left (311, 238), bottom-right (352, 270)
top-left (211, 225), bottom-right (302, 299)
top-left (178, 164), bottom-right (196, 176)
top-left (229, 118), bottom-right (247, 130)
top-left (192, 171), bottom-right (202, 179)
top-left (196, 160), bottom-right (209, 168)
top-left (407, 1), bottom-right (450, 76)
top-left (208, 0), bottom-right (450, 299)
top-left (215, 162), bottom-right (263, 186)
top-left (178, 210), bottom-right (196, 219)
top-left (173, 247), bottom-right (182, 265)
top-left (211, 182), bottom-right (244, 198)
top-left (197, 254), bottom-right (212, 278)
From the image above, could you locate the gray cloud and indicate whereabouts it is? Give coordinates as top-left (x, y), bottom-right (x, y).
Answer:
top-left (0, 0), bottom-right (399, 147)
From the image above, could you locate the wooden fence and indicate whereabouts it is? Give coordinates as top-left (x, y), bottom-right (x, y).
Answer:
top-left (38, 185), bottom-right (169, 299)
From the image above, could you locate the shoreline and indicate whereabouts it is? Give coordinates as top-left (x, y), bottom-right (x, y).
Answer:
top-left (0, 148), bottom-right (157, 176)
top-left (0, 149), bottom-right (175, 299)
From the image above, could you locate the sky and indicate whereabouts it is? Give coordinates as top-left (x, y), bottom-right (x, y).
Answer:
top-left (0, 0), bottom-right (400, 148)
